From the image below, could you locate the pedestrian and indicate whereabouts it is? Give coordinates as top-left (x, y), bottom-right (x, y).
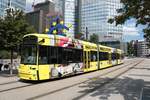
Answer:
top-left (0, 63), bottom-right (3, 71)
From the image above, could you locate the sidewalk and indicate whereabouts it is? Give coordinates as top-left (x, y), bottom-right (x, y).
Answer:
top-left (78, 58), bottom-right (150, 100)
top-left (0, 69), bottom-right (19, 85)
top-left (0, 69), bottom-right (18, 77)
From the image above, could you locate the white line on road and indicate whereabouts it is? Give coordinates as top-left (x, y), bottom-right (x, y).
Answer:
top-left (140, 87), bottom-right (143, 100)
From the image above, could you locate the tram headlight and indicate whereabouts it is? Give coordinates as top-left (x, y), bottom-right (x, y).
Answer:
top-left (33, 74), bottom-right (36, 76)
top-left (30, 67), bottom-right (36, 70)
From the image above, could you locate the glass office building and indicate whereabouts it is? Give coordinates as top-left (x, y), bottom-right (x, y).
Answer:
top-left (80, 0), bottom-right (123, 42)
top-left (64, 0), bottom-right (76, 37)
top-left (0, 0), bottom-right (26, 17)
top-left (54, 0), bottom-right (76, 38)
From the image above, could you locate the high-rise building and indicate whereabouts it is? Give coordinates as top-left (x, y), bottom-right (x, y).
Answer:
top-left (26, 0), bottom-right (55, 33)
top-left (26, 0), bottom-right (76, 37)
top-left (53, 0), bottom-right (64, 15)
top-left (80, 0), bottom-right (123, 42)
top-left (64, 0), bottom-right (76, 38)
top-left (137, 40), bottom-right (150, 57)
top-left (54, 0), bottom-right (76, 38)
top-left (0, 0), bottom-right (26, 16)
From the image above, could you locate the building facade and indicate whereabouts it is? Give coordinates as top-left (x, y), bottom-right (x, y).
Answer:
top-left (0, 0), bottom-right (26, 17)
top-left (137, 40), bottom-right (150, 57)
top-left (53, 0), bottom-right (76, 38)
top-left (26, 0), bottom-right (76, 37)
top-left (26, 10), bottom-right (44, 33)
top-left (80, 0), bottom-right (123, 42)
top-left (26, 1), bottom-right (55, 33)
top-left (64, 0), bottom-right (76, 38)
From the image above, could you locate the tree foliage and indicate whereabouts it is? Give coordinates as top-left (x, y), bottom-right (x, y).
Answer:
top-left (89, 33), bottom-right (99, 43)
top-left (108, 0), bottom-right (150, 45)
top-left (127, 41), bottom-right (138, 56)
top-left (75, 32), bottom-right (85, 40)
top-left (0, 8), bottom-right (35, 50)
top-left (0, 8), bottom-right (35, 74)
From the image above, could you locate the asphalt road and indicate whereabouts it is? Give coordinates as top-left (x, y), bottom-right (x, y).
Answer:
top-left (0, 58), bottom-right (149, 100)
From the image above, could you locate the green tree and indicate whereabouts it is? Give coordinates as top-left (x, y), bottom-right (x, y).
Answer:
top-left (108, 0), bottom-right (150, 45)
top-left (89, 33), bottom-right (99, 43)
top-left (127, 41), bottom-right (138, 56)
top-left (0, 8), bottom-right (35, 75)
top-left (127, 42), bottom-right (134, 56)
top-left (75, 32), bottom-right (85, 40)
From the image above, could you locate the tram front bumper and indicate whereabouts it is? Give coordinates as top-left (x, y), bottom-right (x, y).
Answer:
top-left (18, 72), bottom-right (37, 80)
top-left (18, 64), bottom-right (38, 81)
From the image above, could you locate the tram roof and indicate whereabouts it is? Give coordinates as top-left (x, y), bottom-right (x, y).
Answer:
top-left (24, 33), bottom-right (122, 52)
top-left (24, 33), bottom-right (55, 39)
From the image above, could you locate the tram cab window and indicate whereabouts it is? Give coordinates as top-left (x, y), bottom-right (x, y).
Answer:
top-left (21, 45), bottom-right (37, 65)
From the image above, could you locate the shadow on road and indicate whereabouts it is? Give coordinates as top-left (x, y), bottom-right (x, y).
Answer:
top-left (134, 67), bottom-right (150, 70)
top-left (73, 77), bottom-right (150, 100)
top-left (141, 82), bottom-right (150, 100)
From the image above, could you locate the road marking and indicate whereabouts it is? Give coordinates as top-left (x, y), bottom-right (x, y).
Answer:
top-left (27, 60), bottom-right (144, 100)
top-left (140, 87), bottom-right (143, 100)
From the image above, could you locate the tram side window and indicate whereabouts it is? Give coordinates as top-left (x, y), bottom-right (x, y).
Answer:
top-left (57, 47), bottom-right (63, 64)
top-left (111, 53), bottom-right (117, 60)
top-left (62, 48), bottom-right (74, 63)
top-left (62, 48), bottom-right (83, 63)
top-left (99, 52), bottom-right (109, 61)
top-left (74, 49), bottom-right (83, 62)
top-left (116, 53), bottom-right (120, 59)
top-left (39, 46), bottom-right (83, 64)
top-left (121, 54), bottom-right (124, 59)
top-left (49, 46), bottom-right (58, 64)
top-left (67, 49), bottom-right (74, 63)
top-left (91, 51), bottom-right (97, 61)
top-left (62, 48), bottom-right (67, 64)
top-left (39, 46), bottom-right (48, 64)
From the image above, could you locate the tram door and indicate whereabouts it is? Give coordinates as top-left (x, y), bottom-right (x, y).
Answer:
top-left (84, 51), bottom-right (90, 70)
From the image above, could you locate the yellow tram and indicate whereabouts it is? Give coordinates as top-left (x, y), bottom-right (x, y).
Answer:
top-left (18, 33), bottom-right (124, 81)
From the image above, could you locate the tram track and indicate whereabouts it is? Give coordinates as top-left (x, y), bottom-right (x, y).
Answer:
top-left (27, 59), bottom-right (144, 100)
top-left (0, 59), bottom-right (142, 95)
top-left (0, 80), bottom-right (19, 86)
top-left (73, 59), bottom-right (144, 100)
top-left (0, 84), bottom-right (34, 93)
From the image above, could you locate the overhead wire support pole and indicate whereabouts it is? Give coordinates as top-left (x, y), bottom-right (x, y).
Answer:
top-left (86, 27), bottom-right (88, 41)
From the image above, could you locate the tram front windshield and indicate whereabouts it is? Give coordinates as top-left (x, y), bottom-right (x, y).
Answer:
top-left (21, 45), bottom-right (37, 65)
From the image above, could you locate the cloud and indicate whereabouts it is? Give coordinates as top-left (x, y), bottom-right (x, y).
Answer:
top-left (124, 19), bottom-right (136, 27)
top-left (25, 0), bottom-right (33, 12)
top-left (123, 19), bottom-right (140, 36)
top-left (123, 26), bottom-right (139, 36)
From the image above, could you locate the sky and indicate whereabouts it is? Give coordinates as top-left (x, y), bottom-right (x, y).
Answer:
top-left (25, 0), bottom-right (33, 12)
top-left (25, 0), bottom-right (144, 42)
top-left (26, 0), bottom-right (44, 12)
top-left (123, 19), bottom-right (144, 42)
